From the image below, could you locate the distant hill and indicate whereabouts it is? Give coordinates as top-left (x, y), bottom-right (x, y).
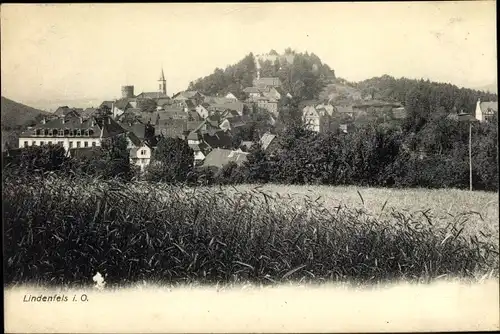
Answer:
top-left (1, 96), bottom-right (50, 151)
top-left (1, 96), bottom-right (50, 130)
top-left (473, 82), bottom-right (497, 94)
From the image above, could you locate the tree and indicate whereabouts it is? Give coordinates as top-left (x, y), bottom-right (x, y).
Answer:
top-left (146, 137), bottom-right (194, 183)
top-left (99, 134), bottom-right (133, 180)
top-left (243, 144), bottom-right (271, 183)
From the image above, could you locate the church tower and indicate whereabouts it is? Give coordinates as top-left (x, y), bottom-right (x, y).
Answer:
top-left (158, 68), bottom-right (167, 96)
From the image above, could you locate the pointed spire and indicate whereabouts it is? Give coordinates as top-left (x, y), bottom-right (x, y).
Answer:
top-left (159, 67), bottom-right (165, 81)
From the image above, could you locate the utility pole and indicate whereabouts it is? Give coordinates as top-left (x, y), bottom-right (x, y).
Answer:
top-left (469, 121), bottom-right (472, 191)
top-left (458, 111), bottom-right (475, 191)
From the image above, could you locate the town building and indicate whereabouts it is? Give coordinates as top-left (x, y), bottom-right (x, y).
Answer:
top-left (18, 114), bottom-right (127, 152)
top-left (475, 98), bottom-right (498, 122)
top-left (135, 68), bottom-right (169, 100)
top-left (202, 148), bottom-right (249, 169)
top-left (252, 77), bottom-right (282, 88)
top-left (302, 104), bottom-right (332, 133)
top-left (54, 106), bottom-right (84, 118)
top-left (172, 91), bottom-right (205, 105)
top-left (225, 92), bottom-right (238, 100)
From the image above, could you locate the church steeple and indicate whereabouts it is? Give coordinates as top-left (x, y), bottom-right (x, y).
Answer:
top-left (158, 67), bottom-right (167, 96)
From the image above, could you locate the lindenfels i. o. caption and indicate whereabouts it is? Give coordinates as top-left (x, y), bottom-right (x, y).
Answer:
top-left (23, 294), bottom-right (89, 302)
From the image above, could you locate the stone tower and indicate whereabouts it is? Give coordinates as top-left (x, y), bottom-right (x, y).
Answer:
top-left (121, 85), bottom-right (135, 98)
top-left (158, 68), bottom-right (167, 96)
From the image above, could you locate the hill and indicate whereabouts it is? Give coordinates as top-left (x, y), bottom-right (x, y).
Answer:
top-left (1, 96), bottom-right (50, 151)
top-left (1, 96), bottom-right (50, 130)
top-left (187, 48), bottom-right (336, 101)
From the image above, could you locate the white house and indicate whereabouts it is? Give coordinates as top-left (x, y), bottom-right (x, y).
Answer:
top-left (187, 131), bottom-right (210, 164)
top-left (302, 105), bottom-right (321, 132)
top-left (302, 104), bottom-right (332, 133)
top-left (195, 103), bottom-right (210, 119)
top-left (475, 98), bottom-right (498, 122)
top-left (18, 115), bottom-right (126, 152)
top-left (129, 144), bottom-right (152, 172)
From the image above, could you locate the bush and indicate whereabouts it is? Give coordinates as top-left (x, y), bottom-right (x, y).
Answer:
top-left (3, 144), bottom-right (68, 174)
top-left (66, 135), bottom-right (134, 181)
top-left (145, 137), bottom-right (194, 183)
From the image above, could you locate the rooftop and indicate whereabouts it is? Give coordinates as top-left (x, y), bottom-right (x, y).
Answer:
top-left (202, 148), bottom-right (249, 168)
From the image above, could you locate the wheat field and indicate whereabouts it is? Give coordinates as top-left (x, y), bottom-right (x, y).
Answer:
top-left (224, 184), bottom-right (499, 243)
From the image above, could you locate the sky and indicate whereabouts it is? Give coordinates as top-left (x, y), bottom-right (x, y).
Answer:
top-left (1, 2), bottom-right (497, 111)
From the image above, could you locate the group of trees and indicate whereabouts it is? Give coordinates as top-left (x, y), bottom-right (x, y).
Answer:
top-left (187, 53), bottom-right (258, 100)
top-left (3, 135), bottom-right (136, 181)
top-left (190, 114), bottom-right (497, 191)
top-left (357, 75), bottom-right (497, 114)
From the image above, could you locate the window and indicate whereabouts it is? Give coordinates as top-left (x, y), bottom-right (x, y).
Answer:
top-left (140, 149), bottom-right (146, 155)
top-left (76, 141), bottom-right (81, 148)
top-left (58, 141), bottom-right (64, 146)
top-left (32, 141), bottom-right (36, 146)
top-left (48, 141), bottom-right (52, 145)
top-left (24, 141), bottom-right (28, 148)
top-left (76, 130), bottom-right (81, 137)
top-left (58, 130), bottom-right (64, 136)
top-left (40, 141), bottom-right (45, 145)
top-left (92, 142), bottom-right (96, 147)
top-left (69, 142), bottom-right (73, 148)
top-left (64, 129), bottom-right (70, 136)
top-left (84, 141), bottom-right (88, 147)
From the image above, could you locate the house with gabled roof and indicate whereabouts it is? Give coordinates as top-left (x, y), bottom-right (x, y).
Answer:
top-left (334, 105), bottom-right (355, 118)
top-left (243, 86), bottom-right (262, 99)
top-left (54, 106), bottom-right (82, 118)
top-left (259, 132), bottom-right (277, 151)
top-left (125, 131), bottom-right (153, 172)
top-left (81, 107), bottom-right (101, 119)
top-left (187, 131), bottom-right (211, 164)
top-left (475, 98), bottom-right (498, 122)
top-left (261, 87), bottom-right (282, 101)
top-left (225, 92), bottom-right (238, 100)
top-left (172, 91), bottom-right (205, 105)
top-left (202, 148), bottom-right (249, 169)
top-left (302, 105), bottom-right (331, 133)
top-left (135, 92), bottom-right (169, 100)
top-left (156, 119), bottom-right (189, 140)
top-left (196, 103), bottom-right (211, 119)
top-left (100, 100), bottom-right (114, 111)
top-left (253, 77), bottom-right (282, 88)
top-left (112, 98), bottom-right (132, 118)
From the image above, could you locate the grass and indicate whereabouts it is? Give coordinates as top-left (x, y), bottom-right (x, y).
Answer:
top-left (3, 173), bottom-right (499, 288)
top-left (227, 184), bottom-right (500, 243)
